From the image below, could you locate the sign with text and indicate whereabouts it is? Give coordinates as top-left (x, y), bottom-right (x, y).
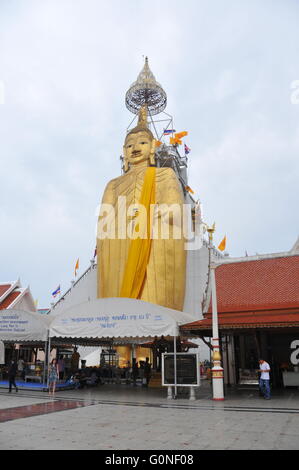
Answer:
top-left (162, 353), bottom-right (200, 387)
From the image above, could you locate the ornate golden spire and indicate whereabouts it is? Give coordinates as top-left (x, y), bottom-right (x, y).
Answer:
top-left (125, 57), bottom-right (167, 115)
top-left (125, 105), bottom-right (154, 139)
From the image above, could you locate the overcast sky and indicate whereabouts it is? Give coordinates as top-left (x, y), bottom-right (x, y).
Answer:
top-left (0, 0), bottom-right (298, 308)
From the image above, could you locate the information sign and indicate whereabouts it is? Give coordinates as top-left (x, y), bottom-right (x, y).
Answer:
top-left (162, 353), bottom-right (199, 387)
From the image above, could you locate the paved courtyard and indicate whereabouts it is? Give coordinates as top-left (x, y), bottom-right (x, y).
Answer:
top-left (0, 381), bottom-right (299, 451)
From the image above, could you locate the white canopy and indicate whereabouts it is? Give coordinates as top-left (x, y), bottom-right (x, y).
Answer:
top-left (49, 298), bottom-right (195, 342)
top-left (0, 309), bottom-right (50, 342)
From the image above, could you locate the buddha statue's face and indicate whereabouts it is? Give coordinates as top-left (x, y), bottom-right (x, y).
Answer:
top-left (124, 130), bottom-right (154, 167)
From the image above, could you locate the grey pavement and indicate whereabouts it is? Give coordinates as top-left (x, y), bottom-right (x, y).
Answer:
top-left (0, 381), bottom-right (299, 450)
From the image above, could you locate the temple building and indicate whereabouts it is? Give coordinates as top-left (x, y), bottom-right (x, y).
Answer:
top-left (181, 239), bottom-right (299, 388)
top-left (0, 280), bottom-right (37, 312)
top-left (0, 279), bottom-right (38, 364)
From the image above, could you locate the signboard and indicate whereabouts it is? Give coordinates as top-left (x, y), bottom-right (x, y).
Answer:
top-left (162, 353), bottom-right (200, 387)
top-left (0, 310), bottom-right (48, 342)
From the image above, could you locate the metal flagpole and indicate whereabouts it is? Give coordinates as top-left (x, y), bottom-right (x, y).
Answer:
top-left (173, 323), bottom-right (178, 399)
top-left (46, 333), bottom-right (51, 389)
top-left (42, 330), bottom-right (49, 385)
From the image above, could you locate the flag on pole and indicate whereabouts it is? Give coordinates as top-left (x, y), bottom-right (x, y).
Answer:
top-left (74, 258), bottom-right (79, 277)
top-left (170, 136), bottom-right (182, 146)
top-left (184, 143), bottom-right (191, 155)
top-left (175, 131), bottom-right (188, 139)
top-left (52, 285), bottom-right (61, 298)
top-left (163, 129), bottom-right (176, 135)
top-left (170, 131), bottom-right (189, 146)
top-left (34, 299), bottom-right (38, 308)
top-left (218, 236), bottom-right (227, 252)
top-left (185, 185), bottom-right (195, 195)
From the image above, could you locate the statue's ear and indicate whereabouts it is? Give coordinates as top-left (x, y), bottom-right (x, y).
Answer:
top-left (123, 145), bottom-right (129, 172)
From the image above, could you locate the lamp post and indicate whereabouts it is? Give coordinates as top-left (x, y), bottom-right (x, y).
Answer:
top-left (207, 224), bottom-right (224, 401)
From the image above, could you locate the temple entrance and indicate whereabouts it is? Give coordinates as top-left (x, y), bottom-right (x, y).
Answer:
top-left (231, 329), bottom-right (299, 389)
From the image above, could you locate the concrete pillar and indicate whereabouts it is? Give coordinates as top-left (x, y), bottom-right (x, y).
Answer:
top-left (210, 264), bottom-right (224, 401)
top-left (167, 386), bottom-right (173, 399)
top-left (189, 387), bottom-right (196, 401)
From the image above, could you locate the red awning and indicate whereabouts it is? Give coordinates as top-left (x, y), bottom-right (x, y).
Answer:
top-left (181, 308), bottom-right (299, 332)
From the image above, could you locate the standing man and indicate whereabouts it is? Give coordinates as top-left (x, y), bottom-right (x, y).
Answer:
top-left (258, 358), bottom-right (271, 399)
top-left (58, 355), bottom-right (65, 380)
top-left (144, 357), bottom-right (152, 387)
top-left (71, 347), bottom-right (80, 374)
top-left (8, 360), bottom-right (18, 393)
top-left (132, 358), bottom-right (139, 386)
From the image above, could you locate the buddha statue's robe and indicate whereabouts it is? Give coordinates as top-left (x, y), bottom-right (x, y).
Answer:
top-left (97, 165), bottom-right (186, 311)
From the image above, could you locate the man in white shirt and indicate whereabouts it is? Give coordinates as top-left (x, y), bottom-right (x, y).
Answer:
top-left (258, 359), bottom-right (271, 399)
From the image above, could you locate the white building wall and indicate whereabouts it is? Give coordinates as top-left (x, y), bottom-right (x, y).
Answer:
top-left (15, 293), bottom-right (36, 313)
top-left (183, 245), bottom-right (209, 319)
top-left (52, 254), bottom-right (210, 320)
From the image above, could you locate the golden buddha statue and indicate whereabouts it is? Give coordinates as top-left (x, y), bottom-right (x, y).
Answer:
top-left (97, 61), bottom-right (186, 311)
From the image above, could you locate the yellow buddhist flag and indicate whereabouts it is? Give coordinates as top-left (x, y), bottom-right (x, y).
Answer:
top-left (34, 299), bottom-right (38, 307)
top-left (175, 131), bottom-right (188, 139)
top-left (185, 185), bottom-right (195, 194)
top-left (74, 258), bottom-right (79, 276)
top-left (155, 140), bottom-right (162, 147)
top-left (170, 136), bottom-right (182, 146)
top-left (218, 236), bottom-right (226, 251)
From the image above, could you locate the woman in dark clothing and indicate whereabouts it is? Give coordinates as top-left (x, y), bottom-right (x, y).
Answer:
top-left (8, 360), bottom-right (18, 393)
top-left (132, 358), bottom-right (139, 386)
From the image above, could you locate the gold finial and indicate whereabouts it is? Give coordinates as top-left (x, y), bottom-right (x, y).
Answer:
top-left (207, 222), bottom-right (216, 242)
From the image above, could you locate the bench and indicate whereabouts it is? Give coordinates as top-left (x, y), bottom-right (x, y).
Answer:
top-left (25, 375), bottom-right (43, 383)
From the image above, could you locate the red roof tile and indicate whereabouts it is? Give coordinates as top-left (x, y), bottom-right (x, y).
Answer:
top-left (182, 309), bottom-right (299, 331)
top-left (0, 284), bottom-right (11, 298)
top-left (209, 255), bottom-right (299, 313)
top-left (0, 291), bottom-right (22, 310)
top-left (181, 255), bottom-right (299, 332)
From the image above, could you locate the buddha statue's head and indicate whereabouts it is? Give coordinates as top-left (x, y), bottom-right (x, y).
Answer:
top-left (123, 106), bottom-right (156, 172)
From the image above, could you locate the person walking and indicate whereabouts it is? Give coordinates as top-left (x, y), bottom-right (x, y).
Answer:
top-left (48, 358), bottom-right (59, 397)
top-left (132, 358), bottom-right (139, 386)
top-left (8, 360), bottom-right (18, 393)
top-left (144, 357), bottom-right (152, 387)
top-left (258, 358), bottom-right (271, 399)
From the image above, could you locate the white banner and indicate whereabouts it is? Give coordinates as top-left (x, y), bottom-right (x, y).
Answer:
top-left (0, 310), bottom-right (49, 342)
top-left (49, 298), bottom-right (195, 341)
